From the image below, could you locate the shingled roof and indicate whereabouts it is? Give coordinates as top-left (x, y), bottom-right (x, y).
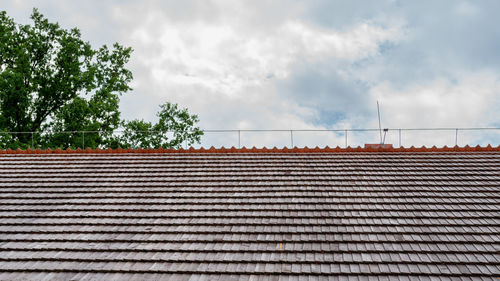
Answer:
top-left (0, 146), bottom-right (499, 280)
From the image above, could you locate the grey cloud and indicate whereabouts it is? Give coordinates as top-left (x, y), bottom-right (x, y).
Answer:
top-left (298, 0), bottom-right (399, 30)
top-left (292, 0), bottom-right (500, 85)
top-left (276, 60), bottom-right (373, 127)
top-left (116, 0), bottom-right (500, 133)
top-left (3, 0), bottom-right (499, 147)
top-left (3, 0), bottom-right (131, 47)
top-left (322, 1), bottom-right (500, 86)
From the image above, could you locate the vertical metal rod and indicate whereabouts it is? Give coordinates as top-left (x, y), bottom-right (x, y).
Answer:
top-left (345, 130), bottom-right (348, 148)
top-left (455, 128), bottom-right (458, 146)
top-left (290, 130), bottom-right (293, 148)
top-left (82, 131), bottom-right (85, 149)
top-left (238, 130), bottom-right (241, 148)
top-left (377, 101), bottom-right (382, 144)
top-left (398, 129), bottom-right (402, 148)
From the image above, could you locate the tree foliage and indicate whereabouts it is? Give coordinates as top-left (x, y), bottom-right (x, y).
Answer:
top-left (119, 103), bottom-right (203, 149)
top-left (0, 9), bottom-right (203, 149)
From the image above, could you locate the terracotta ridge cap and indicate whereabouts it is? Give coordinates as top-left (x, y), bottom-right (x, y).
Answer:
top-left (1, 145), bottom-right (499, 154)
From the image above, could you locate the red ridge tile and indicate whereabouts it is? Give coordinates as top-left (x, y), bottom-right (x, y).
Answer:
top-left (0, 145), bottom-right (499, 154)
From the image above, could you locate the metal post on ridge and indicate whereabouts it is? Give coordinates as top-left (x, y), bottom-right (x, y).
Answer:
top-left (345, 130), bottom-right (348, 148)
top-left (377, 101), bottom-right (383, 144)
top-left (398, 129), bottom-right (402, 148)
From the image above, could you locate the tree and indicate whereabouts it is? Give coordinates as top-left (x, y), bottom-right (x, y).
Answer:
top-left (0, 9), bottom-right (203, 149)
top-left (118, 102), bottom-right (203, 149)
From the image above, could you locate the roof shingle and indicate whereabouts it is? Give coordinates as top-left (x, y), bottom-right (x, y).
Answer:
top-left (0, 148), bottom-right (498, 280)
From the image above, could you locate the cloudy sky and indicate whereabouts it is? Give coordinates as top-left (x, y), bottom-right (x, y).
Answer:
top-left (3, 0), bottom-right (500, 148)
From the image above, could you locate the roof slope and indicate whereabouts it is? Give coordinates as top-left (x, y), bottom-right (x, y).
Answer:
top-left (0, 148), bottom-right (499, 280)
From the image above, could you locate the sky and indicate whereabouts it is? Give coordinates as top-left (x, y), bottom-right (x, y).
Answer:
top-left (2, 0), bottom-right (500, 148)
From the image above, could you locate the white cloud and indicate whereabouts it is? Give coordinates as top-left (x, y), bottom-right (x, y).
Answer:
top-left (9, 0), bottom-right (29, 9)
top-left (454, 1), bottom-right (480, 17)
top-left (125, 12), bottom-right (399, 90)
top-left (5, 0), bottom-right (499, 148)
top-left (114, 1), bottom-right (402, 148)
top-left (370, 73), bottom-right (500, 146)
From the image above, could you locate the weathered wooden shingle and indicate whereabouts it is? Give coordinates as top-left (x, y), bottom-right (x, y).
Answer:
top-left (0, 148), bottom-right (499, 280)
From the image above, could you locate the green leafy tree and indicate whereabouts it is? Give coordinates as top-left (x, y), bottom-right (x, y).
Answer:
top-left (0, 9), bottom-right (203, 149)
top-left (118, 102), bottom-right (203, 149)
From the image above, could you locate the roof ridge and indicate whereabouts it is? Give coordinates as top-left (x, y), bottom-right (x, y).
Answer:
top-left (1, 145), bottom-right (499, 154)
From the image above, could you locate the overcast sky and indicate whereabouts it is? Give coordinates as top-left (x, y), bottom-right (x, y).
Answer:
top-left (3, 0), bottom-right (500, 148)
